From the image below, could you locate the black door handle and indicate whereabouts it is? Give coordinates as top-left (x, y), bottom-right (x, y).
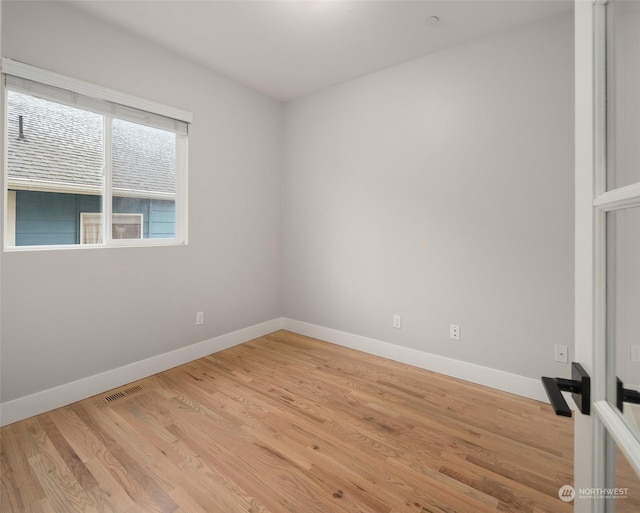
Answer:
top-left (616, 378), bottom-right (640, 412)
top-left (541, 362), bottom-right (591, 417)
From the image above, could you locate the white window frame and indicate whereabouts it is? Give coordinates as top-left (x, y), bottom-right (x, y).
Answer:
top-left (1, 58), bottom-right (190, 250)
top-left (80, 212), bottom-right (144, 245)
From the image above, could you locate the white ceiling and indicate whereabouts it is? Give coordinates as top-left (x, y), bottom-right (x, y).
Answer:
top-left (68, 0), bottom-right (573, 101)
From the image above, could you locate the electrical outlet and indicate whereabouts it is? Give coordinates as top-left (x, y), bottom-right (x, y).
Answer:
top-left (555, 344), bottom-right (568, 363)
top-left (631, 345), bottom-right (640, 363)
top-left (449, 324), bottom-right (460, 340)
top-left (196, 311), bottom-right (204, 325)
top-left (393, 314), bottom-right (402, 329)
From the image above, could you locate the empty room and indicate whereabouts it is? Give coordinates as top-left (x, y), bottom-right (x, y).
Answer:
top-left (1, 0), bottom-right (639, 512)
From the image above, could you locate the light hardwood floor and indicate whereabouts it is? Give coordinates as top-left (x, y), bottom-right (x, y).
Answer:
top-left (0, 330), bottom-right (624, 512)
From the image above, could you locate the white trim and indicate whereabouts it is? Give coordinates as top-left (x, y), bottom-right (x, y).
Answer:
top-left (589, 2), bottom-right (610, 506)
top-left (283, 319), bottom-right (552, 403)
top-left (7, 179), bottom-right (176, 201)
top-left (4, 238), bottom-right (186, 252)
top-left (103, 115), bottom-right (113, 245)
top-left (6, 190), bottom-right (16, 246)
top-left (0, 317), bottom-right (565, 427)
top-left (594, 182), bottom-right (640, 210)
top-left (0, 318), bottom-right (285, 426)
top-left (2, 75), bottom-right (8, 248)
top-left (1, 58), bottom-right (193, 124)
top-left (574, 2), bottom-right (600, 509)
top-left (8, 179), bottom-right (101, 196)
top-left (176, 133), bottom-right (189, 245)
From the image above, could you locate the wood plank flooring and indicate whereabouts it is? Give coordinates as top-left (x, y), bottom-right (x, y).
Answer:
top-left (0, 330), bottom-right (603, 512)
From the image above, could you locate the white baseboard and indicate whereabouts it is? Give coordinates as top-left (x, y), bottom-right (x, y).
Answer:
top-left (283, 318), bottom-right (552, 404)
top-left (0, 317), bottom-right (285, 427)
top-left (1, 317), bottom-right (562, 427)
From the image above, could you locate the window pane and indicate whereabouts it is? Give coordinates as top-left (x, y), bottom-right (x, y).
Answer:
top-left (80, 213), bottom-right (142, 243)
top-left (606, 206), bottom-right (640, 442)
top-left (111, 118), bottom-right (177, 240)
top-left (615, 446), bottom-right (640, 512)
top-left (7, 90), bottom-right (103, 246)
top-left (607, 1), bottom-right (640, 190)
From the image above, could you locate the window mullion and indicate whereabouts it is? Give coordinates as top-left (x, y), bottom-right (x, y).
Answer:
top-left (176, 133), bottom-right (188, 245)
top-left (103, 115), bottom-right (113, 246)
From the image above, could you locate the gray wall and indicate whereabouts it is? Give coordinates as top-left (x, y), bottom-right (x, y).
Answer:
top-left (282, 13), bottom-right (575, 380)
top-left (0, 1), bottom-right (282, 402)
top-left (1, 2), bottom-right (577, 406)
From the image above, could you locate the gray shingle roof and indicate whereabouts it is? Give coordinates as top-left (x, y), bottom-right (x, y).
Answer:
top-left (7, 90), bottom-right (176, 197)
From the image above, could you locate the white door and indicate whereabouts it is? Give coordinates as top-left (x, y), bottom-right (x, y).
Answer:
top-left (575, 1), bottom-right (640, 512)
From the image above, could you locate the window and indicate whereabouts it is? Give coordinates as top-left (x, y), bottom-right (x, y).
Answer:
top-left (2, 59), bottom-right (191, 249)
top-left (80, 213), bottom-right (143, 244)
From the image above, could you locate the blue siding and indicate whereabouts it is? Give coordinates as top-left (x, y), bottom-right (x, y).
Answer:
top-left (15, 191), bottom-right (99, 246)
top-left (77, 195), bottom-right (102, 214)
top-left (13, 190), bottom-right (175, 246)
top-left (149, 200), bottom-right (176, 238)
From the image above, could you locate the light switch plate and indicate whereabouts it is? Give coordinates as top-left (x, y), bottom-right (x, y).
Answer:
top-left (555, 344), bottom-right (568, 363)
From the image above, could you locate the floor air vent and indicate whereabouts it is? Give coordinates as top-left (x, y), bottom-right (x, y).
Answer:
top-left (104, 391), bottom-right (127, 403)
top-left (103, 385), bottom-right (144, 403)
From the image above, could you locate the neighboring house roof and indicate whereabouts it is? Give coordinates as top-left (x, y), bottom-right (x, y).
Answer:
top-left (7, 90), bottom-right (176, 198)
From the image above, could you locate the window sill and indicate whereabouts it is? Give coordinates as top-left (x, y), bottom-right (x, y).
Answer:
top-left (4, 240), bottom-right (187, 252)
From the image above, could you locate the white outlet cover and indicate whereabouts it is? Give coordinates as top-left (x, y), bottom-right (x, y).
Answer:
top-left (631, 345), bottom-right (640, 363)
top-left (554, 344), bottom-right (568, 363)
